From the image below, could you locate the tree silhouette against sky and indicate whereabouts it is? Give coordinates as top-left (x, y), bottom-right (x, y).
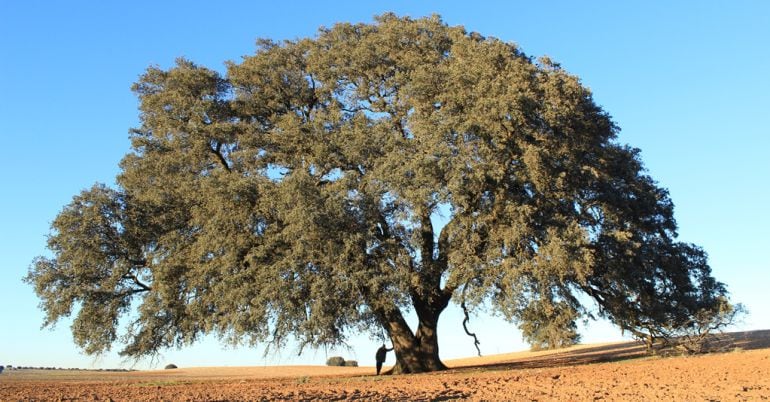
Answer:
top-left (27, 14), bottom-right (733, 374)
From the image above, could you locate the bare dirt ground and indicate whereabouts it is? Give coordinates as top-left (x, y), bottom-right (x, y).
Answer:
top-left (2, 330), bottom-right (769, 401)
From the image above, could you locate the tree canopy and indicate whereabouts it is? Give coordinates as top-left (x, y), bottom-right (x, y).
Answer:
top-left (27, 14), bottom-right (733, 373)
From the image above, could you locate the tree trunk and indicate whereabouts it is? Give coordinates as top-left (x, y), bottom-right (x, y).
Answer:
top-left (375, 210), bottom-right (454, 374)
top-left (386, 318), bottom-right (446, 374)
top-left (380, 293), bottom-right (449, 374)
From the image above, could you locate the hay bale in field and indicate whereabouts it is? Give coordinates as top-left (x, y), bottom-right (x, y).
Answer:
top-left (326, 356), bottom-right (345, 366)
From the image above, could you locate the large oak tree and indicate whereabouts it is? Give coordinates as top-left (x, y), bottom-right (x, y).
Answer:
top-left (27, 14), bottom-right (732, 373)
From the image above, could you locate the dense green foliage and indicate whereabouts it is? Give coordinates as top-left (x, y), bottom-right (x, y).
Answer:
top-left (26, 14), bottom-right (733, 373)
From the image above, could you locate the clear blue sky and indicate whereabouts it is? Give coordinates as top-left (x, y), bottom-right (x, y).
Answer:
top-left (1, 1), bottom-right (768, 370)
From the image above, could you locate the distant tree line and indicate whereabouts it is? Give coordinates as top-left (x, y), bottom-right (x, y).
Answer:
top-left (1, 365), bottom-right (134, 372)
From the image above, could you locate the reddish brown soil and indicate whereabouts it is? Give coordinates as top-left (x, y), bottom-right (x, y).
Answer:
top-left (2, 330), bottom-right (769, 401)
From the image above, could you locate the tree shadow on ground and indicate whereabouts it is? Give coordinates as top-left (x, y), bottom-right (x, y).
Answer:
top-left (730, 330), bottom-right (770, 350)
top-left (451, 329), bottom-right (770, 374)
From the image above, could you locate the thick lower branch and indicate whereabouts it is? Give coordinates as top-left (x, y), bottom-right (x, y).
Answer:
top-left (420, 210), bottom-right (435, 268)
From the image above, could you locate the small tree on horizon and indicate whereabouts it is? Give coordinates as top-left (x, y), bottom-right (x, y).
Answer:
top-left (26, 14), bottom-right (736, 374)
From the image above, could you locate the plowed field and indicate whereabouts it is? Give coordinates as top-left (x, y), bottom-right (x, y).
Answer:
top-left (2, 330), bottom-right (768, 401)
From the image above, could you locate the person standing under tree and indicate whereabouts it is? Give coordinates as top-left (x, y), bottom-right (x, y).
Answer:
top-left (375, 344), bottom-right (393, 375)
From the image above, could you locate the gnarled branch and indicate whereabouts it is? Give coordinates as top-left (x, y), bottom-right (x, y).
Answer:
top-left (460, 286), bottom-right (481, 357)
